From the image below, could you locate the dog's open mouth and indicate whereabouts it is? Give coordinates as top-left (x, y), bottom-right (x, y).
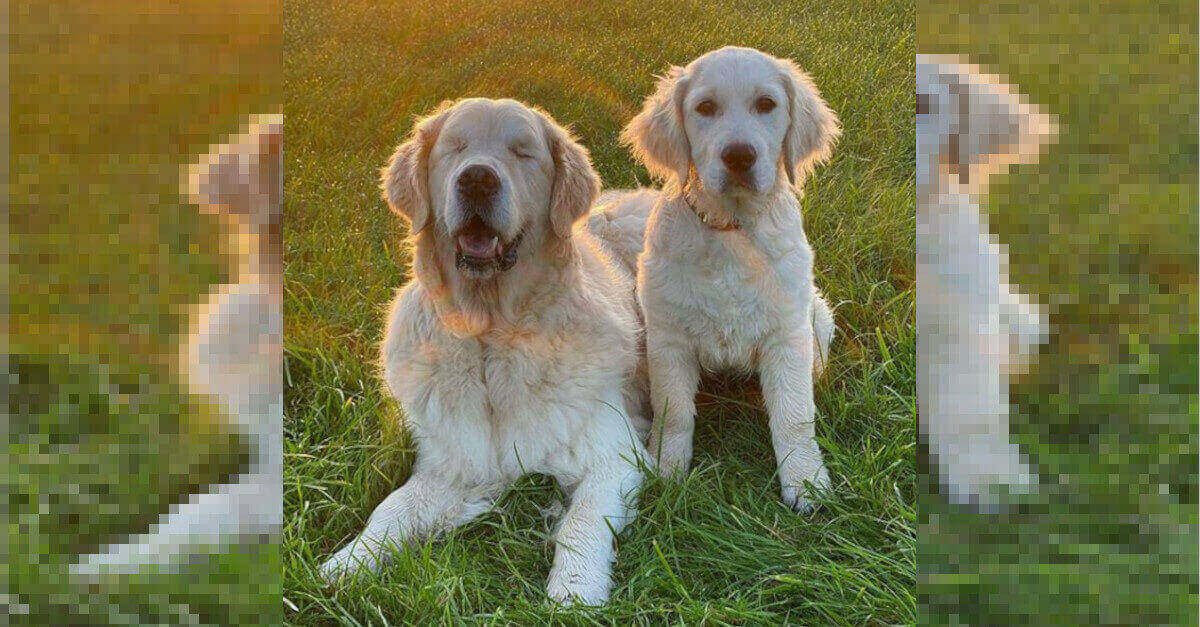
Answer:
top-left (454, 216), bottom-right (522, 275)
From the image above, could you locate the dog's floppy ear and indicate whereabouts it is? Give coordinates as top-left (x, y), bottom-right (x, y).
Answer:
top-left (924, 56), bottom-right (1057, 187)
top-left (620, 66), bottom-right (691, 183)
top-left (187, 113), bottom-right (282, 231)
top-left (778, 59), bottom-right (841, 189)
top-left (541, 113), bottom-right (601, 239)
top-left (380, 101), bottom-right (454, 235)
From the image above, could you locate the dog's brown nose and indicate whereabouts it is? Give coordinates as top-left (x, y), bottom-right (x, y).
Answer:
top-left (457, 164), bottom-right (500, 201)
top-left (720, 143), bottom-right (757, 173)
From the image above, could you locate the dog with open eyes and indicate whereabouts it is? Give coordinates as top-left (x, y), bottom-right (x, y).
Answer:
top-left (602, 46), bottom-right (841, 512)
top-left (319, 98), bottom-right (650, 605)
top-left (916, 55), bottom-right (1056, 508)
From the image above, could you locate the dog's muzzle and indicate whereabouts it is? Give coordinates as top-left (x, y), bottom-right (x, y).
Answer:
top-left (454, 216), bottom-right (524, 275)
top-left (721, 143), bottom-right (758, 190)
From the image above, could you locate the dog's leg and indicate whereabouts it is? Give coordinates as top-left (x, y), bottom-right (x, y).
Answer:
top-left (70, 469), bottom-right (280, 576)
top-left (547, 461), bottom-right (641, 605)
top-left (645, 330), bottom-right (701, 476)
top-left (319, 471), bottom-right (499, 581)
top-left (759, 330), bottom-right (830, 513)
top-left (926, 346), bottom-right (1036, 508)
top-left (71, 285), bottom-right (283, 578)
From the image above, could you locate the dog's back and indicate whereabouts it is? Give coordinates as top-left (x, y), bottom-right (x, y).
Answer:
top-left (581, 188), bottom-right (659, 438)
top-left (587, 188), bottom-right (655, 274)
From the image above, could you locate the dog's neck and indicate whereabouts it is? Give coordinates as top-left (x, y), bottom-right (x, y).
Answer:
top-left (678, 170), bottom-right (797, 233)
top-left (918, 188), bottom-right (990, 252)
top-left (415, 231), bottom-right (580, 339)
top-left (225, 216), bottom-right (282, 292)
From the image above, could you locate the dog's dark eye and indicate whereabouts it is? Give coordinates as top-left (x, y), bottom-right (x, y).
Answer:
top-left (695, 100), bottom-right (717, 117)
top-left (510, 146), bottom-right (534, 159)
top-left (754, 96), bottom-right (776, 114)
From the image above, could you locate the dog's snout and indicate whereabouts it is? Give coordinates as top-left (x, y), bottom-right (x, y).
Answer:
top-left (720, 143), bottom-right (757, 173)
top-left (457, 164), bottom-right (500, 201)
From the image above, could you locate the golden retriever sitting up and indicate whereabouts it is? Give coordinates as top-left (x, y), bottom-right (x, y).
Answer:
top-left (610, 47), bottom-right (841, 513)
top-left (319, 99), bottom-right (649, 605)
top-left (916, 55), bottom-right (1056, 508)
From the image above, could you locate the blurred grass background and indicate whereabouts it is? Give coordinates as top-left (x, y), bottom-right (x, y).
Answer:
top-left (8, 1), bottom-right (279, 624)
top-left (283, 0), bottom-right (914, 623)
top-left (919, 1), bottom-right (1197, 624)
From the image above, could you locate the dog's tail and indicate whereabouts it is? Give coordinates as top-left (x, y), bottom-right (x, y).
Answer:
top-left (812, 290), bottom-right (835, 378)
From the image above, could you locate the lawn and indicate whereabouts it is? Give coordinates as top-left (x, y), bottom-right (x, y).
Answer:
top-left (919, 2), bottom-right (1198, 624)
top-left (9, 2), bottom-right (279, 624)
top-left (282, 0), bottom-right (915, 623)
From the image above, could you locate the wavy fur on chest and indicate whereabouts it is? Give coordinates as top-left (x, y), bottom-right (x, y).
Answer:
top-left (382, 232), bottom-right (644, 482)
top-left (639, 194), bottom-right (816, 372)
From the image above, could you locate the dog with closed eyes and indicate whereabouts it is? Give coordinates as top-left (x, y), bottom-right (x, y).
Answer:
top-left (604, 46), bottom-right (841, 513)
top-left (71, 114), bottom-right (282, 577)
top-left (318, 98), bottom-right (650, 605)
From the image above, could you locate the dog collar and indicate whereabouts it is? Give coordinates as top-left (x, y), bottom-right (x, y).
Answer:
top-left (682, 192), bottom-right (741, 231)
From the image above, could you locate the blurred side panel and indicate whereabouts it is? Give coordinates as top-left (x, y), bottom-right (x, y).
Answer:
top-left (918, 1), bottom-right (1197, 624)
top-left (7, 1), bottom-right (281, 624)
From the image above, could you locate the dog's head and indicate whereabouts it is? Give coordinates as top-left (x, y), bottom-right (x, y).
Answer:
top-left (186, 113), bottom-right (282, 276)
top-left (621, 46), bottom-right (840, 197)
top-left (383, 98), bottom-right (599, 281)
top-left (187, 113), bottom-right (282, 230)
top-left (916, 55), bottom-right (1057, 193)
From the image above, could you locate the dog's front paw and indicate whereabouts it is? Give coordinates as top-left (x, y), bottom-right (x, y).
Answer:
top-left (318, 543), bottom-right (379, 583)
top-left (940, 442), bottom-right (1037, 510)
top-left (780, 463), bottom-right (830, 514)
top-left (650, 435), bottom-right (693, 478)
top-left (546, 568), bottom-right (610, 606)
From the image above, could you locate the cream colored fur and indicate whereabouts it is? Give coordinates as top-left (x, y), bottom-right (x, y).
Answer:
top-left (319, 99), bottom-right (648, 605)
top-left (616, 47), bottom-right (840, 512)
top-left (71, 114), bottom-right (283, 576)
top-left (917, 55), bottom-right (1056, 508)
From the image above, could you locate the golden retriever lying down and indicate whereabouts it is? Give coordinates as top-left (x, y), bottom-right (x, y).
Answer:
top-left (319, 99), bottom-right (650, 605)
top-left (72, 115), bottom-right (282, 575)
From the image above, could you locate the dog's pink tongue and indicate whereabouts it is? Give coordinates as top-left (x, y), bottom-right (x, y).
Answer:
top-left (457, 233), bottom-right (499, 258)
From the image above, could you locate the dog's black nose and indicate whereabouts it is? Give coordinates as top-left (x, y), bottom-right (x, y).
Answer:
top-left (720, 143), bottom-right (757, 173)
top-left (457, 164), bottom-right (500, 201)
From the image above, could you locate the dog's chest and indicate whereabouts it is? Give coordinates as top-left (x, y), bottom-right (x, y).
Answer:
top-left (654, 232), bottom-right (810, 370)
top-left (407, 328), bottom-right (621, 478)
top-left (917, 194), bottom-right (1004, 329)
top-left (187, 284), bottom-right (281, 418)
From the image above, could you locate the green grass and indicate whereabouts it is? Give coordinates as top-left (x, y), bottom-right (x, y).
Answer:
top-left (8, 2), bottom-right (279, 624)
top-left (919, 1), bottom-right (1197, 624)
top-left (283, 0), bottom-right (914, 623)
